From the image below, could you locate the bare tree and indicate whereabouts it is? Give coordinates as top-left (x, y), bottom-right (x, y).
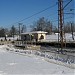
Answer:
top-left (21, 25), bottom-right (26, 33)
top-left (31, 17), bottom-right (53, 34)
top-left (9, 25), bottom-right (17, 38)
top-left (0, 28), bottom-right (5, 37)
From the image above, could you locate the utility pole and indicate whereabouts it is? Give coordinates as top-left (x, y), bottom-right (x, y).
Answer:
top-left (19, 23), bottom-right (22, 40)
top-left (71, 23), bottom-right (74, 40)
top-left (58, 0), bottom-right (64, 52)
top-left (50, 24), bottom-right (52, 34)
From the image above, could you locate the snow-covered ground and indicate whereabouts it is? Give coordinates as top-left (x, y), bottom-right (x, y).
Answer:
top-left (46, 33), bottom-right (75, 42)
top-left (0, 45), bottom-right (75, 75)
top-left (0, 33), bottom-right (75, 42)
top-left (0, 36), bottom-right (18, 41)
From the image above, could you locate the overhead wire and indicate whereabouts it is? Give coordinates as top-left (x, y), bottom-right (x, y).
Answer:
top-left (8, 0), bottom-right (73, 29)
top-left (63, 0), bottom-right (73, 10)
top-left (10, 3), bottom-right (58, 25)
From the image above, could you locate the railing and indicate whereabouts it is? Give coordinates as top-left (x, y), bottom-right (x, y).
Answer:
top-left (0, 40), bottom-right (12, 45)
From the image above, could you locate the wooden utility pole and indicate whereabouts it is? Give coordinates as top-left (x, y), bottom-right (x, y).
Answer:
top-left (58, 0), bottom-right (73, 52)
top-left (58, 0), bottom-right (64, 52)
top-left (71, 23), bottom-right (74, 40)
top-left (19, 23), bottom-right (22, 40)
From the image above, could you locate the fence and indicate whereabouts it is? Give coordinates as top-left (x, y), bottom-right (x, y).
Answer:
top-left (0, 40), bottom-right (12, 45)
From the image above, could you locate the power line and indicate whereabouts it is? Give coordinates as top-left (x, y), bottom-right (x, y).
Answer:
top-left (63, 0), bottom-right (73, 9)
top-left (11, 3), bottom-right (57, 25)
top-left (64, 13), bottom-right (75, 15)
top-left (7, 0), bottom-right (73, 29)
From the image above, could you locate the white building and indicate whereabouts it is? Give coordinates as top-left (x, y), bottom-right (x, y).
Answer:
top-left (21, 31), bottom-right (47, 42)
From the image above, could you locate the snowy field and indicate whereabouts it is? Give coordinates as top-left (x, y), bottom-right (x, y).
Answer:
top-left (0, 45), bottom-right (75, 75)
top-left (46, 33), bottom-right (75, 42)
top-left (0, 33), bottom-right (75, 42)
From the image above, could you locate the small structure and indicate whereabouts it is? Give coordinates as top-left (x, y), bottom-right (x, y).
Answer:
top-left (21, 31), bottom-right (47, 42)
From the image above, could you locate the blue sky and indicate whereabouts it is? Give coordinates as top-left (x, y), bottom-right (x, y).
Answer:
top-left (0, 0), bottom-right (74, 29)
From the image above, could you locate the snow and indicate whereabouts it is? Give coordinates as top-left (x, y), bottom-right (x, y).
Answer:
top-left (0, 33), bottom-right (75, 42)
top-left (21, 31), bottom-right (47, 35)
top-left (0, 45), bottom-right (75, 75)
top-left (46, 33), bottom-right (75, 42)
top-left (0, 36), bottom-right (18, 41)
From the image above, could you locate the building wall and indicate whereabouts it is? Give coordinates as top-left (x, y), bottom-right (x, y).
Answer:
top-left (38, 33), bottom-right (46, 41)
top-left (33, 33), bottom-right (38, 41)
top-left (21, 34), bottom-right (30, 41)
top-left (21, 33), bottom-right (46, 41)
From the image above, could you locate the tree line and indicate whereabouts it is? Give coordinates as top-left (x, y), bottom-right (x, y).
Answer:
top-left (0, 17), bottom-right (75, 37)
top-left (0, 24), bottom-right (26, 37)
top-left (31, 17), bottom-right (75, 34)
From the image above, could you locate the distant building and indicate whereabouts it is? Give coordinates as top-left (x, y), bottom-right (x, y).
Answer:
top-left (21, 31), bottom-right (47, 42)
